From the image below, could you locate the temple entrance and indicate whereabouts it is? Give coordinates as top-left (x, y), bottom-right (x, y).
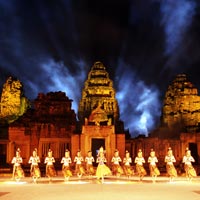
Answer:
top-left (92, 138), bottom-right (105, 166)
top-left (0, 144), bottom-right (6, 166)
top-left (189, 143), bottom-right (198, 164)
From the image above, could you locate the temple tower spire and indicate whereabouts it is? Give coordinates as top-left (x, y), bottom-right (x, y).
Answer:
top-left (78, 61), bottom-right (120, 127)
top-left (74, 61), bottom-right (125, 163)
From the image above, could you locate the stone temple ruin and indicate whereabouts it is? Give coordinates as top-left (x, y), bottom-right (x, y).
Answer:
top-left (1, 62), bottom-right (200, 173)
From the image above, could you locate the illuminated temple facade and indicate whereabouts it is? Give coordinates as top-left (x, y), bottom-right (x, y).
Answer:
top-left (0, 62), bottom-right (125, 166)
top-left (1, 62), bottom-right (200, 172)
top-left (77, 61), bottom-right (125, 164)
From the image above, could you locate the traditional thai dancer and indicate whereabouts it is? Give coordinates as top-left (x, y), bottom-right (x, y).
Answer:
top-left (85, 150), bottom-right (95, 176)
top-left (148, 149), bottom-right (160, 182)
top-left (134, 149), bottom-right (147, 181)
top-left (61, 149), bottom-right (72, 182)
top-left (164, 147), bottom-right (177, 182)
top-left (74, 150), bottom-right (85, 178)
top-left (123, 150), bottom-right (134, 178)
top-left (182, 148), bottom-right (197, 181)
top-left (11, 148), bottom-right (24, 182)
top-left (44, 149), bottom-right (56, 182)
top-left (28, 148), bottom-right (41, 183)
top-left (96, 146), bottom-right (111, 183)
top-left (111, 149), bottom-right (124, 177)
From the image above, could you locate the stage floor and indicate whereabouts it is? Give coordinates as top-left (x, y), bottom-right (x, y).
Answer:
top-left (0, 176), bottom-right (200, 200)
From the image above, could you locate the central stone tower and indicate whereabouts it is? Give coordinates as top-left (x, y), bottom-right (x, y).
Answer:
top-left (74, 61), bottom-right (125, 164)
top-left (78, 61), bottom-right (119, 126)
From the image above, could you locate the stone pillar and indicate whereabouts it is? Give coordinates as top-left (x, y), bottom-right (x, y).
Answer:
top-left (116, 134), bottom-right (125, 158)
top-left (106, 133), bottom-right (116, 166)
top-left (196, 134), bottom-right (200, 163)
top-left (80, 133), bottom-right (89, 157)
top-left (71, 134), bottom-right (80, 160)
top-left (180, 133), bottom-right (186, 158)
top-left (7, 141), bottom-right (15, 163)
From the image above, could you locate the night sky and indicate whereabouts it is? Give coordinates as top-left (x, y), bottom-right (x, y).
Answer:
top-left (0, 0), bottom-right (200, 137)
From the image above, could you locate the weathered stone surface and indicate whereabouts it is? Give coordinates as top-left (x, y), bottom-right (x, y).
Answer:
top-left (12, 91), bottom-right (76, 126)
top-left (8, 91), bottom-right (76, 162)
top-left (78, 61), bottom-right (120, 128)
top-left (161, 74), bottom-right (200, 133)
top-left (0, 76), bottom-right (30, 123)
top-left (88, 104), bottom-right (108, 125)
top-left (34, 91), bottom-right (76, 123)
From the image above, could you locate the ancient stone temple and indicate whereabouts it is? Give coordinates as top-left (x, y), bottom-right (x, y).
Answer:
top-left (161, 74), bottom-right (200, 135)
top-left (3, 64), bottom-right (200, 173)
top-left (73, 61), bottom-right (125, 164)
top-left (0, 62), bottom-right (126, 167)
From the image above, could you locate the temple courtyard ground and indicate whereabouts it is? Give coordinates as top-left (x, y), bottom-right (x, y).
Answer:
top-left (0, 176), bottom-right (200, 200)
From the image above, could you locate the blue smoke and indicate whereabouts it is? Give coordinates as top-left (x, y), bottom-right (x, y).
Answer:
top-left (1, 54), bottom-right (87, 112)
top-left (0, 0), bottom-right (87, 112)
top-left (115, 60), bottom-right (161, 137)
top-left (0, 0), bottom-right (163, 137)
top-left (161, 0), bottom-right (196, 55)
top-left (39, 58), bottom-right (87, 111)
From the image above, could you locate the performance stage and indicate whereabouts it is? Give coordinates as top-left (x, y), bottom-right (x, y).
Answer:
top-left (0, 176), bottom-right (200, 200)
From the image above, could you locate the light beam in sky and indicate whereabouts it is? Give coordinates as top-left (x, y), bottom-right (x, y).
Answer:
top-left (161, 0), bottom-right (196, 55)
top-left (115, 60), bottom-right (161, 136)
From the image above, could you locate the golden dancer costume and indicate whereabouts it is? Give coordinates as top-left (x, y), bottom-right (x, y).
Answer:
top-left (96, 147), bottom-right (111, 182)
top-left (61, 149), bottom-right (72, 181)
top-left (164, 147), bottom-right (177, 182)
top-left (85, 150), bottom-right (95, 176)
top-left (148, 149), bottom-right (160, 182)
top-left (11, 148), bottom-right (24, 182)
top-left (111, 149), bottom-right (124, 177)
top-left (182, 148), bottom-right (197, 181)
top-left (44, 149), bottom-right (56, 182)
top-left (134, 149), bottom-right (147, 181)
top-left (28, 148), bottom-right (41, 183)
top-left (74, 150), bottom-right (85, 178)
top-left (123, 150), bottom-right (134, 178)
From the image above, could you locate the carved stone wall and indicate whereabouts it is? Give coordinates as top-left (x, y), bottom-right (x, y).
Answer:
top-left (8, 91), bottom-right (76, 162)
top-left (126, 137), bottom-right (182, 168)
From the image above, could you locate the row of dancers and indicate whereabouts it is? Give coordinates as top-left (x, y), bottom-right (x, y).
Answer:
top-left (11, 146), bottom-right (197, 183)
